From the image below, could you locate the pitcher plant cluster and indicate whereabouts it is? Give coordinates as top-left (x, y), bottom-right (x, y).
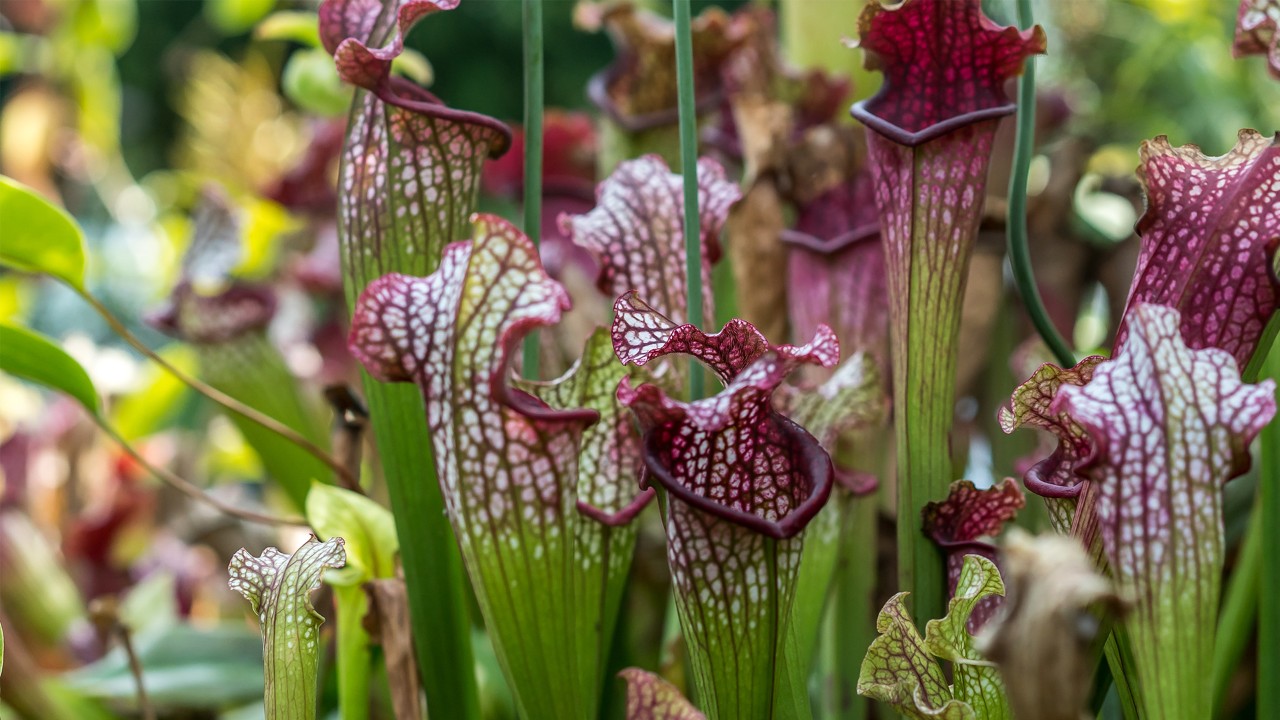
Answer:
top-left (0, 0), bottom-right (1278, 719)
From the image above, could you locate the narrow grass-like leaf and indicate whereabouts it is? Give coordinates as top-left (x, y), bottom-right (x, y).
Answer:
top-left (0, 176), bottom-right (86, 290)
top-left (619, 669), bottom-right (705, 720)
top-left (349, 214), bottom-right (602, 718)
top-left (228, 536), bottom-right (346, 720)
top-left (850, 0), bottom-right (1046, 621)
top-left (0, 323), bottom-right (99, 414)
top-left (1054, 304), bottom-right (1277, 720)
top-left (613, 294), bottom-right (837, 719)
top-left (1114, 130), bottom-right (1280, 370)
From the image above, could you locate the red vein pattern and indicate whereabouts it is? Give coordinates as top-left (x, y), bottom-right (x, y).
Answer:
top-left (1114, 130), bottom-right (1280, 370)
top-left (783, 161), bottom-right (889, 382)
top-left (849, 0), bottom-right (1044, 618)
top-left (619, 669), bottom-right (706, 720)
top-left (850, 0), bottom-right (1046, 147)
top-left (612, 293), bottom-right (836, 716)
top-left (348, 214), bottom-right (600, 718)
top-left (922, 478), bottom-right (1024, 633)
top-left (1053, 304), bottom-right (1277, 719)
top-left (560, 156), bottom-right (741, 325)
top-left (320, 0), bottom-right (511, 292)
top-left (999, 357), bottom-right (1105, 533)
top-left (228, 537), bottom-right (346, 720)
top-left (1234, 0), bottom-right (1280, 78)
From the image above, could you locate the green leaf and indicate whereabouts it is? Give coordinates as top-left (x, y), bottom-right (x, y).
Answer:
top-left (1, 617), bottom-right (5, 678)
top-left (305, 481), bottom-right (398, 583)
top-left (282, 47), bottom-right (354, 119)
top-left (924, 555), bottom-right (1010, 719)
top-left (228, 536), bottom-right (346, 720)
top-left (254, 11), bottom-right (321, 46)
top-left (0, 176), bottom-right (87, 289)
top-left (858, 556), bottom-right (1010, 720)
top-left (0, 323), bottom-right (98, 413)
top-left (63, 624), bottom-right (266, 709)
top-left (858, 593), bottom-right (975, 720)
top-left (204, 0), bottom-right (277, 35)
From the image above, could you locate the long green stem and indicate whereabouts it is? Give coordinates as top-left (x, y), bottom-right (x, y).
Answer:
top-left (1211, 499), bottom-right (1261, 717)
top-left (522, 0), bottom-right (544, 380)
top-left (76, 289), bottom-right (357, 489)
top-left (673, 0), bottom-right (703, 400)
top-left (1007, 0), bottom-right (1074, 369)
top-left (830, 495), bottom-right (876, 720)
top-left (334, 585), bottom-right (372, 720)
top-left (1208, 325), bottom-right (1278, 716)
top-left (1257, 337), bottom-right (1280, 718)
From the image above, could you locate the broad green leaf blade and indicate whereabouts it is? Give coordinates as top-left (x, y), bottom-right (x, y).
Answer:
top-left (228, 537), bottom-right (346, 720)
top-left (857, 593), bottom-right (974, 720)
top-left (0, 323), bottom-right (98, 413)
top-left (923, 555), bottom-right (1009, 719)
top-left (0, 176), bottom-right (86, 289)
top-left (305, 481), bottom-right (398, 582)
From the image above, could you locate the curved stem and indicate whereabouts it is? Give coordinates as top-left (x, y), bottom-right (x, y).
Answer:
top-left (522, 0), bottom-right (544, 379)
top-left (96, 417), bottom-right (306, 526)
top-left (673, 0), bottom-right (704, 400)
top-left (1007, 0), bottom-right (1075, 369)
top-left (76, 289), bottom-right (357, 488)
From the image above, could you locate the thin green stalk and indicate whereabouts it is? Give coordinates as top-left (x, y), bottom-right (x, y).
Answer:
top-left (334, 585), bottom-right (372, 720)
top-left (522, 0), bottom-right (544, 379)
top-left (672, 0), bottom-right (704, 400)
top-left (1007, 0), bottom-right (1074, 369)
top-left (1208, 324), bottom-right (1278, 717)
top-left (76, 289), bottom-right (356, 489)
top-left (1257, 336), bottom-right (1280, 718)
top-left (362, 382), bottom-right (479, 720)
top-left (830, 495), bottom-right (876, 720)
top-left (1211, 500), bottom-right (1261, 717)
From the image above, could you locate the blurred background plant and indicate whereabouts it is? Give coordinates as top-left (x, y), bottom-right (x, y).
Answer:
top-left (0, 0), bottom-right (1276, 718)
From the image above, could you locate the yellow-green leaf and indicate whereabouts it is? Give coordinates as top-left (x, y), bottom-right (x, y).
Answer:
top-left (0, 323), bottom-right (98, 414)
top-left (0, 176), bottom-right (87, 289)
top-left (305, 481), bottom-right (398, 583)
